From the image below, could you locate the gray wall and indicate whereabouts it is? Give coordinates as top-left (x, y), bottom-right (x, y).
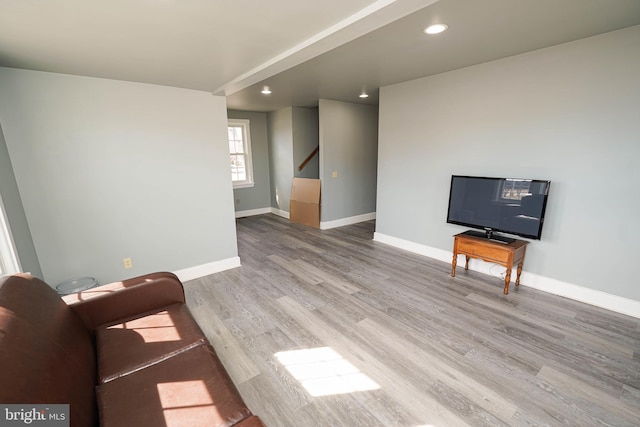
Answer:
top-left (228, 110), bottom-right (271, 213)
top-left (319, 99), bottom-right (378, 222)
top-left (267, 107), bottom-right (321, 214)
top-left (0, 121), bottom-right (42, 277)
top-left (267, 108), bottom-right (294, 213)
top-left (0, 67), bottom-right (238, 286)
top-left (293, 107), bottom-right (319, 179)
top-left (376, 26), bottom-right (640, 301)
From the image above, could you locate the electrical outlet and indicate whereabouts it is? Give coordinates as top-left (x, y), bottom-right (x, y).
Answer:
top-left (123, 257), bottom-right (133, 269)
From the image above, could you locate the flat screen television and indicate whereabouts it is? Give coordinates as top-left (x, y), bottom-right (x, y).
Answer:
top-left (446, 175), bottom-right (551, 243)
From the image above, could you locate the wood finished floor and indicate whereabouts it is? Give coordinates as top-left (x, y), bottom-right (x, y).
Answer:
top-left (184, 214), bottom-right (640, 427)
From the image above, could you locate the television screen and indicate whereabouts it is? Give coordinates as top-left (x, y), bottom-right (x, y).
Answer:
top-left (446, 175), bottom-right (550, 240)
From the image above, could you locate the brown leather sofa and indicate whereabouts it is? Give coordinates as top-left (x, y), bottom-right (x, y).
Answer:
top-left (0, 272), bottom-right (265, 427)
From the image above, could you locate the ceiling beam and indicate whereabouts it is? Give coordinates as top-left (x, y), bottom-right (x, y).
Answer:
top-left (212, 0), bottom-right (440, 96)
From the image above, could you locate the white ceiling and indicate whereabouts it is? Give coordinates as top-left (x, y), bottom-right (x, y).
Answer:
top-left (1, 0), bottom-right (639, 112)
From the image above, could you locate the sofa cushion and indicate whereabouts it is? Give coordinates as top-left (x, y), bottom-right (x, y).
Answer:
top-left (0, 274), bottom-right (97, 427)
top-left (97, 344), bottom-right (252, 427)
top-left (96, 303), bottom-right (207, 383)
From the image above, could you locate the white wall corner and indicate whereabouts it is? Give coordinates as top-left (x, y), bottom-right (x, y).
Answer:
top-left (321, 212), bottom-right (376, 230)
top-left (173, 256), bottom-right (241, 282)
top-left (270, 207), bottom-right (290, 219)
top-left (372, 232), bottom-right (640, 319)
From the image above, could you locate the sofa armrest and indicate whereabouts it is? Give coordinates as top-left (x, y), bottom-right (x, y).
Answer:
top-left (64, 272), bottom-right (186, 330)
top-left (234, 415), bottom-right (267, 427)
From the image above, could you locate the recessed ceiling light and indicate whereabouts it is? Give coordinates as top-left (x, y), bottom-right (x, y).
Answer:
top-left (261, 86), bottom-right (272, 95)
top-left (359, 92), bottom-right (369, 99)
top-left (424, 24), bottom-right (448, 35)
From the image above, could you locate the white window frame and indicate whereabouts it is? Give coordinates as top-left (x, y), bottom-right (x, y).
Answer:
top-left (228, 119), bottom-right (254, 189)
top-left (0, 194), bottom-right (21, 276)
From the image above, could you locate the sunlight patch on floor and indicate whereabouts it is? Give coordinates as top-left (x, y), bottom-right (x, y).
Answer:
top-left (275, 347), bottom-right (380, 397)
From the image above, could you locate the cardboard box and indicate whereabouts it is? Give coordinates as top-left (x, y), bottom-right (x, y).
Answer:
top-left (290, 178), bottom-right (321, 228)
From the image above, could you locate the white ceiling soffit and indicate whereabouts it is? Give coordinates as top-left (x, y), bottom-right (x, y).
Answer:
top-left (214, 0), bottom-right (440, 96)
top-left (0, 0), bottom-right (424, 92)
top-left (226, 0), bottom-right (640, 111)
top-left (1, 0), bottom-right (639, 111)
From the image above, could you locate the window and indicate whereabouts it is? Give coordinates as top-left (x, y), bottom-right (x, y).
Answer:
top-left (228, 119), bottom-right (254, 189)
top-left (500, 179), bottom-right (532, 201)
top-left (0, 196), bottom-right (20, 275)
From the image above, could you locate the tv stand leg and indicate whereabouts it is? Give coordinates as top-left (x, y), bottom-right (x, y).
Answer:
top-left (516, 262), bottom-right (523, 286)
top-left (504, 269), bottom-right (512, 295)
top-left (451, 253), bottom-right (457, 277)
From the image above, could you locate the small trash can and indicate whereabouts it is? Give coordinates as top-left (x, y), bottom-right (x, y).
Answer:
top-left (56, 277), bottom-right (98, 296)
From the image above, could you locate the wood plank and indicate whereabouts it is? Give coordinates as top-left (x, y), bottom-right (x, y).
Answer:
top-left (537, 365), bottom-right (640, 425)
top-left (276, 295), bottom-right (471, 427)
top-left (188, 301), bottom-right (260, 384)
top-left (292, 259), bottom-right (362, 294)
top-left (183, 214), bottom-right (640, 427)
top-left (355, 317), bottom-right (518, 422)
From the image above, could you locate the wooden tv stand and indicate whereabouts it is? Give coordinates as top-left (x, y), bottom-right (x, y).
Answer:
top-left (451, 231), bottom-right (528, 294)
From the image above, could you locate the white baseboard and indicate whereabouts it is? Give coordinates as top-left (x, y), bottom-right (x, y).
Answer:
top-left (235, 208), bottom-right (376, 231)
top-left (373, 232), bottom-right (640, 319)
top-left (321, 212), bottom-right (376, 230)
top-left (270, 208), bottom-right (290, 219)
top-left (233, 207), bottom-right (290, 219)
top-left (235, 207), bottom-right (272, 218)
top-left (373, 232), bottom-right (452, 263)
top-left (173, 256), bottom-right (241, 282)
